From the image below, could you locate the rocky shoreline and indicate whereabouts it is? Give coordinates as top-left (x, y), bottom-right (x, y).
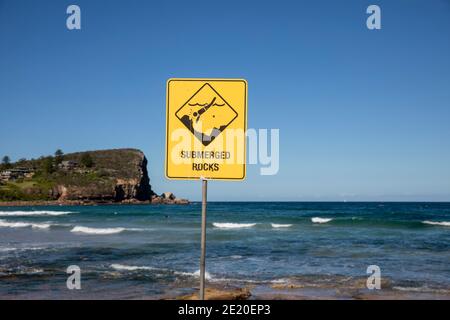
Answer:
top-left (177, 287), bottom-right (251, 300)
top-left (0, 192), bottom-right (189, 207)
top-left (170, 282), bottom-right (450, 300)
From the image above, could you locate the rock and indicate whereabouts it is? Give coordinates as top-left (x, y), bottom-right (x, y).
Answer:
top-left (178, 287), bottom-right (251, 300)
top-left (174, 198), bottom-right (189, 205)
top-left (151, 194), bottom-right (163, 204)
top-left (151, 193), bottom-right (189, 205)
top-left (161, 192), bottom-right (176, 200)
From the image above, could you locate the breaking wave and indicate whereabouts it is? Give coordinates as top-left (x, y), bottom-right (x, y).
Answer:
top-left (311, 217), bottom-right (333, 224)
top-left (71, 226), bottom-right (149, 235)
top-left (71, 226), bottom-right (126, 235)
top-left (0, 210), bottom-right (72, 217)
top-left (175, 269), bottom-right (212, 280)
top-left (111, 264), bottom-right (159, 271)
top-left (110, 264), bottom-right (212, 280)
top-left (271, 223), bottom-right (293, 228)
top-left (422, 220), bottom-right (450, 227)
top-left (0, 220), bottom-right (51, 229)
top-left (212, 222), bottom-right (257, 229)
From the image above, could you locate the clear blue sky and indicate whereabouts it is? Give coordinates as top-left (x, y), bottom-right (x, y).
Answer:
top-left (1, 0), bottom-right (449, 201)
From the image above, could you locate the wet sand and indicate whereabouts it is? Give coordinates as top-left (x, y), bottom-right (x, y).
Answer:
top-left (171, 285), bottom-right (450, 300)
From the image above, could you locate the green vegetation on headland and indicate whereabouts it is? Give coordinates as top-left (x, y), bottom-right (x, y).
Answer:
top-left (1, 151), bottom-right (64, 201)
top-left (0, 149), bottom-right (158, 203)
top-left (0, 178), bottom-right (55, 201)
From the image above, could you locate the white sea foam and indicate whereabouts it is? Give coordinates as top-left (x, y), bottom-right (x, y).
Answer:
top-left (111, 264), bottom-right (159, 271)
top-left (126, 228), bottom-right (153, 232)
top-left (0, 220), bottom-right (29, 228)
top-left (0, 210), bottom-right (72, 216)
top-left (0, 220), bottom-right (51, 229)
top-left (422, 220), bottom-right (450, 227)
top-left (393, 286), bottom-right (425, 292)
top-left (16, 268), bottom-right (44, 275)
top-left (111, 263), bottom-right (275, 284)
top-left (311, 217), bottom-right (332, 224)
top-left (0, 267), bottom-right (44, 275)
top-left (31, 223), bottom-right (51, 229)
top-left (270, 278), bottom-right (288, 284)
top-left (0, 246), bottom-right (47, 253)
top-left (209, 276), bottom-right (271, 284)
top-left (176, 269), bottom-right (212, 280)
top-left (71, 226), bottom-right (125, 235)
top-left (271, 223), bottom-right (293, 228)
top-left (213, 223), bottom-right (256, 229)
top-left (71, 226), bottom-right (150, 235)
top-left (111, 264), bottom-right (213, 280)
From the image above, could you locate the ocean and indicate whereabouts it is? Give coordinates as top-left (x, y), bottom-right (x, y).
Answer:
top-left (0, 202), bottom-right (449, 299)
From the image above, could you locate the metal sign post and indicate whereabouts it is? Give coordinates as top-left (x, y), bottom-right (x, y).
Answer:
top-left (199, 179), bottom-right (208, 300)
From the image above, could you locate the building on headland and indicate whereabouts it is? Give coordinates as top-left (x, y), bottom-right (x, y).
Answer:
top-left (58, 160), bottom-right (78, 171)
top-left (0, 168), bottom-right (35, 182)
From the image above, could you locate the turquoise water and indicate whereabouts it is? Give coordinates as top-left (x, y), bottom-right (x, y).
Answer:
top-left (0, 202), bottom-right (449, 299)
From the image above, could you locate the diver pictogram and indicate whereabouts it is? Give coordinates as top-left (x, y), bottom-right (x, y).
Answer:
top-left (175, 83), bottom-right (238, 146)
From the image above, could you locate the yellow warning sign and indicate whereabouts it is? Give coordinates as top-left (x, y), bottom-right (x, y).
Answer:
top-left (166, 79), bottom-right (247, 180)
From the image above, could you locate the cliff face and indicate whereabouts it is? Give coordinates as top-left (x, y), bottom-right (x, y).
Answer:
top-left (54, 149), bottom-right (155, 202)
top-left (0, 149), bottom-right (155, 203)
top-left (114, 154), bottom-right (153, 201)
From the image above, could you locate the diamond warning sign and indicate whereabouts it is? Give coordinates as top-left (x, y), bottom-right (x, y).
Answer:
top-left (166, 79), bottom-right (247, 180)
top-left (176, 83), bottom-right (238, 147)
